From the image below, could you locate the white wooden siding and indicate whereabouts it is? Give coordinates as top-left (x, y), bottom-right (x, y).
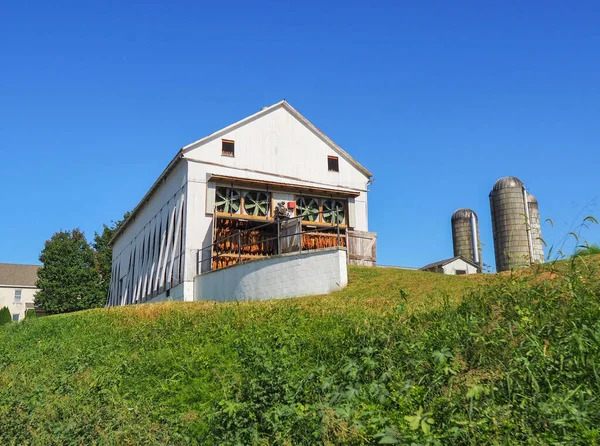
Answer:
top-left (441, 258), bottom-right (479, 275)
top-left (184, 106), bottom-right (370, 192)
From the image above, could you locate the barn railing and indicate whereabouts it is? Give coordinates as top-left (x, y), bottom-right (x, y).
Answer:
top-left (196, 211), bottom-right (345, 274)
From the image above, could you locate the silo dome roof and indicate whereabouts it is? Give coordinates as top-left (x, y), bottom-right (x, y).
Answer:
top-left (526, 193), bottom-right (538, 204)
top-left (451, 208), bottom-right (477, 221)
top-left (492, 176), bottom-right (524, 191)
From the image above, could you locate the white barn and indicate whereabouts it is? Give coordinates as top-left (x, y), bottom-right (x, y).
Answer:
top-left (107, 101), bottom-right (374, 306)
top-left (419, 256), bottom-right (480, 275)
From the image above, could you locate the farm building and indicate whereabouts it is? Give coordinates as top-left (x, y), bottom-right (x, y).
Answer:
top-left (107, 101), bottom-right (375, 306)
top-left (489, 176), bottom-right (544, 272)
top-left (420, 256), bottom-right (480, 275)
top-left (0, 263), bottom-right (38, 321)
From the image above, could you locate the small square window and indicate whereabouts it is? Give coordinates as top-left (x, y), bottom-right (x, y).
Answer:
top-left (222, 139), bottom-right (235, 157)
top-left (14, 289), bottom-right (22, 303)
top-left (328, 156), bottom-right (339, 172)
top-left (12, 314), bottom-right (19, 322)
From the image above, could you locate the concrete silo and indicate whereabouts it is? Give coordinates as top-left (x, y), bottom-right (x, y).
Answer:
top-left (489, 176), bottom-right (544, 272)
top-left (527, 193), bottom-right (544, 263)
top-left (451, 208), bottom-right (482, 271)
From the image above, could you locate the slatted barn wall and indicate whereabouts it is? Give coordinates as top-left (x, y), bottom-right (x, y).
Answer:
top-left (347, 230), bottom-right (377, 267)
top-left (107, 190), bottom-right (186, 306)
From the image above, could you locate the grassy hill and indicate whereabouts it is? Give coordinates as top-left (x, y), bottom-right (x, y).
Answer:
top-left (1, 259), bottom-right (599, 445)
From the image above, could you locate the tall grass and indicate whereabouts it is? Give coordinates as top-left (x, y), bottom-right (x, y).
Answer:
top-left (0, 261), bottom-right (599, 444)
top-left (574, 243), bottom-right (600, 257)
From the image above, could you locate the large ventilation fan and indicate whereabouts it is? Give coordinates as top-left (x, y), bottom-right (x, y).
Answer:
top-left (244, 191), bottom-right (269, 217)
top-left (323, 199), bottom-right (345, 224)
top-left (296, 197), bottom-right (320, 222)
top-left (215, 187), bottom-right (241, 214)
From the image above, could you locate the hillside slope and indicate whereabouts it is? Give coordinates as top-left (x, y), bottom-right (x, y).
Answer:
top-left (1, 260), bottom-right (599, 445)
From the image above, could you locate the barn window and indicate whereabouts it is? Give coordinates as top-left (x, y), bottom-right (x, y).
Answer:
top-left (455, 270), bottom-right (466, 275)
top-left (222, 139), bottom-right (235, 157)
top-left (328, 156), bottom-right (339, 172)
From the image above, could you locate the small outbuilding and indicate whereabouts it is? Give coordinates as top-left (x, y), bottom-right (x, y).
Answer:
top-left (420, 256), bottom-right (479, 275)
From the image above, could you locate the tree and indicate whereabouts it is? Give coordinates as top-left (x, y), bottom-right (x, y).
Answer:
top-left (24, 309), bottom-right (37, 320)
top-left (35, 229), bottom-right (104, 314)
top-left (0, 307), bottom-right (11, 325)
top-left (93, 212), bottom-right (130, 301)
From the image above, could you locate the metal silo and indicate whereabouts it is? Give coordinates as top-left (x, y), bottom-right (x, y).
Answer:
top-left (489, 176), bottom-right (543, 272)
top-left (527, 193), bottom-right (544, 263)
top-left (451, 208), bottom-right (482, 271)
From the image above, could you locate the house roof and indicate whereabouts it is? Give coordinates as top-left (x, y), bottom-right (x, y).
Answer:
top-left (0, 263), bottom-right (40, 287)
top-left (111, 100), bottom-right (373, 245)
top-left (419, 256), bottom-right (479, 271)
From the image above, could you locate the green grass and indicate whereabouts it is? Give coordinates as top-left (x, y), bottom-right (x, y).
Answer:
top-left (1, 260), bottom-right (599, 445)
top-left (574, 243), bottom-right (600, 257)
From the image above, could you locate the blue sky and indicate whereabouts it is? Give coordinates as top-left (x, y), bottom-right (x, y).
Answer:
top-left (1, 0), bottom-right (598, 270)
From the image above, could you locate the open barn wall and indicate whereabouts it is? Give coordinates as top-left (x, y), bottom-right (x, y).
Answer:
top-left (108, 161), bottom-right (189, 306)
top-left (184, 160), bottom-right (368, 282)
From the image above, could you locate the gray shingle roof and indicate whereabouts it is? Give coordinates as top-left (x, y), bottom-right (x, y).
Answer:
top-left (0, 263), bottom-right (40, 287)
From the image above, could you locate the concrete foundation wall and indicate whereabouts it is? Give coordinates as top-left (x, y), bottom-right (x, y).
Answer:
top-left (194, 248), bottom-right (347, 302)
top-left (144, 282), bottom-right (189, 304)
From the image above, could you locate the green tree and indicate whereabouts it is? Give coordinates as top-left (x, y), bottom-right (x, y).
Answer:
top-left (93, 212), bottom-right (130, 300)
top-left (0, 307), bottom-right (11, 325)
top-left (35, 229), bottom-right (104, 314)
top-left (24, 309), bottom-right (37, 320)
